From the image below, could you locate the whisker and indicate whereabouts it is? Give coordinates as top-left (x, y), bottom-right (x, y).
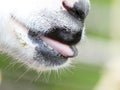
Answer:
top-left (4, 60), bottom-right (18, 70)
top-left (33, 71), bottom-right (43, 82)
top-left (16, 68), bottom-right (30, 82)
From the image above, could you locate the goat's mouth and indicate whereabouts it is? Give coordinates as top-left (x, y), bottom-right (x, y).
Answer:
top-left (29, 30), bottom-right (78, 67)
top-left (11, 16), bottom-right (78, 67)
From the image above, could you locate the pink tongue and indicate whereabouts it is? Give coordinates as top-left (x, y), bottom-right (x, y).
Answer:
top-left (41, 36), bottom-right (74, 57)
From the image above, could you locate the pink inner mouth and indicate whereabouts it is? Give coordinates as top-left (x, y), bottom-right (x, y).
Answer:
top-left (41, 36), bottom-right (74, 57)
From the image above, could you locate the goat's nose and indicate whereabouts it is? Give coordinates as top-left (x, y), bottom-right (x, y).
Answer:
top-left (62, 0), bottom-right (89, 19)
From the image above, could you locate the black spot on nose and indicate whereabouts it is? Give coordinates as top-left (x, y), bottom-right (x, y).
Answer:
top-left (45, 27), bottom-right (82, 45)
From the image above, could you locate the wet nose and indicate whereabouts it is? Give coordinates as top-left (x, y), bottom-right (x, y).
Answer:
top-left (62, 0), bottom-right (89, 19)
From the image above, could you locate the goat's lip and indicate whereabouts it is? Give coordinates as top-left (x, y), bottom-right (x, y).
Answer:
top-left (11, 15), bottom-right (78, 58)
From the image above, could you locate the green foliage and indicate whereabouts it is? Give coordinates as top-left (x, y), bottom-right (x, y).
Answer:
top-left (91, 0), bottom-right (112, 5)
top-left (86, 29), bottom-right (111, 40)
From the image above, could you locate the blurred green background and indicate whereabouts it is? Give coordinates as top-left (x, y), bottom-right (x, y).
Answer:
top-left (1, 0), bottom-right (119, 90)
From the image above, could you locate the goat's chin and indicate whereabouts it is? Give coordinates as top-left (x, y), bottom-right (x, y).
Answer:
top-left (1, 51), bottom-right (71, 72)
top-left (5, 49), bottom-right (72, 72)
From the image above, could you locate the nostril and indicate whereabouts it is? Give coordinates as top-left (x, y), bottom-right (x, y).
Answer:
top-left (62, 0), bottom-right (86, 20)
top-left (62, 0), bottom-right (79, 11)
top-left (62, 0), bottom-right (72, 11)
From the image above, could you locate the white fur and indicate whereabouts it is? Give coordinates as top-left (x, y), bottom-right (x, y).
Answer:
top-left (0, 0), bottom-right (90, 71)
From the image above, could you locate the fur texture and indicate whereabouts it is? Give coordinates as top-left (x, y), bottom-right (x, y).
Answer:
top-left (0, 0), bottom-right (90, 71)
